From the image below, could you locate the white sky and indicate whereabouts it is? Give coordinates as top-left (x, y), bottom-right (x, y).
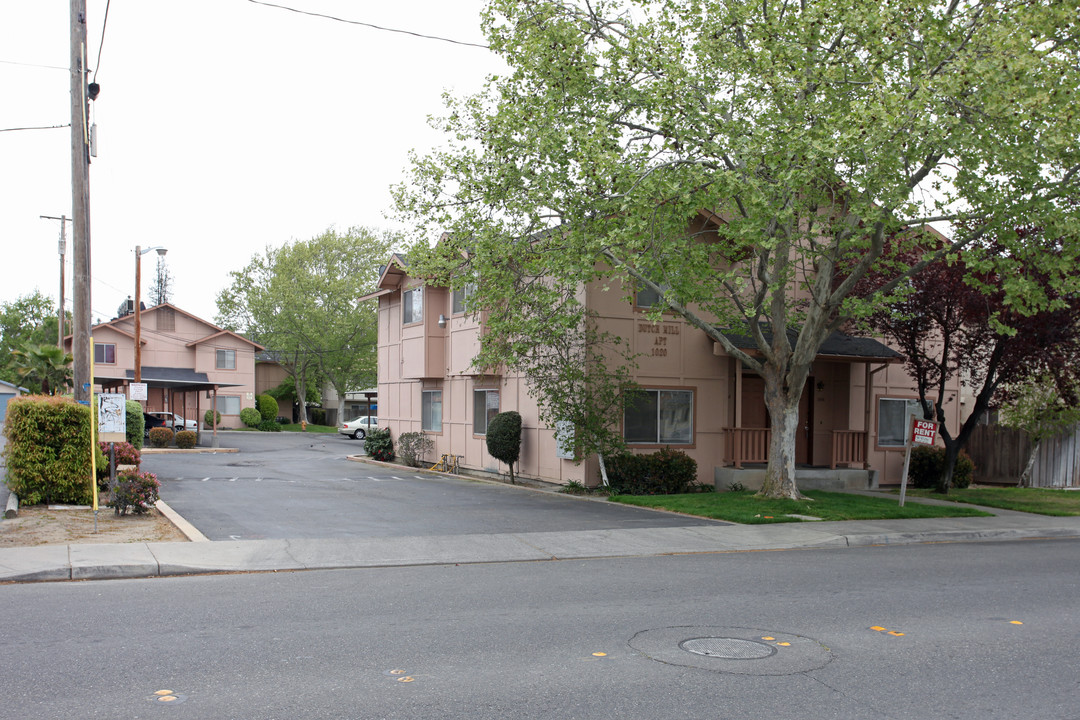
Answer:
top-left (1, 0), bottom-right (502, 325)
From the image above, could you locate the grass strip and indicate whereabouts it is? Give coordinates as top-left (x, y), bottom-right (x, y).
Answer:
top-left (608, 490), bottom-right (993, 524)
top-left (902, 487), bottom-right (1080, 516)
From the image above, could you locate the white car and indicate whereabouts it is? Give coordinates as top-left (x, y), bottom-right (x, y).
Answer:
top-left (147, 411), bottom-right (198, 434)
top-left (340, 415), bottom-right (378, 440)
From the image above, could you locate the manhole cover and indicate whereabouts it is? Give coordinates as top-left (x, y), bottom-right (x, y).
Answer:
top-left (680, 637), bottom-right (776, 660)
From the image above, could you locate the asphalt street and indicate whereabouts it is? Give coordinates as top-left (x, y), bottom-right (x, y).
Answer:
top-left (1, 537), bottom-right (1077, 719)
top-left (146, 432), bottom-right (726, 540)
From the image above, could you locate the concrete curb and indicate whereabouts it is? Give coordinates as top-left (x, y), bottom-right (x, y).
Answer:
top-left (155, 499), bottom-right (209, 542)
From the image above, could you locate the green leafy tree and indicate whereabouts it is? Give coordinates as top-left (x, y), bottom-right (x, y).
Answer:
top-left (396, 0), bottom-right (1080, 499)
top-left (1001, 376), bottom-right (1080, 487)
top-left (0, 291), bottom-right (63, 385)
top-left (216, 227), bottom-right (394, 425)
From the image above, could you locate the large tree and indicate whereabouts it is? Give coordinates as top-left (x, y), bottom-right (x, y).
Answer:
top-left (216, 227), bottom-right (393, 425)
top-left (858, 231), bottom-right (1080, 492)
top-left (1, 291), bottom-right (63, 385)
top-left (395, 0), bottom-right (1080, 498)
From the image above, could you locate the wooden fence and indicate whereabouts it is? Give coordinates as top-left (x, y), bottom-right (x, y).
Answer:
top-left (967, 424), bottom-right (1080, 488)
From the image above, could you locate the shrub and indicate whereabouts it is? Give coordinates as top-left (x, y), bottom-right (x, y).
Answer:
top-left (125, 400), bottom-right (144, 449)
top-left (148, 426), bottom-right (174, 448)
top-left (398, 432), bottom-right (434, 467)
top-left (239, 407), bottom-right (262, 428)
top-left (2, 395), bottom-right (95, 505)
top-left (605, 448), bottom-right (699, 495)
top-left (98, 440), bottom-right (141, 468)
top-left (256, 393), bottom-right (279, 422)
top-left (364, 428), bottom-right (395, 462)
top-left (204, 409), bottom-right (221, 428)
top-left (486, 411), bottom-right (523, 483)
top-left (175, 430), bottom-right (198, 449)
top-left (108, 469), bottom-right (160, 515)
top-left (309, 408), bottom-right (326, 426)
top-left (908, 446), bottom-right (975, 490)
top-left (257, 419), bottom-right (282, 432)
top-left (276, 416), bottom-right (290, 424)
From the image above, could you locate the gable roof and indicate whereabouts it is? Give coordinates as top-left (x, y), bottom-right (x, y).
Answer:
top-left (71, 303), bottom-right (264, 351)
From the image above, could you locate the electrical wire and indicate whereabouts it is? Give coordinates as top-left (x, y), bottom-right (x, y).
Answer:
top-left (92, 0), bottom-right (111, 82)
top-left (0, 58), bottom-right (67, 71)
top-left (0, 124), bottom-right (70, 133)
top-left (246, 0), bottom-right (490, 49)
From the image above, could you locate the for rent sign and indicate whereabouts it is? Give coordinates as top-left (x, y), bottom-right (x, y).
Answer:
top-left (911, 419), bottom-right (938, 446)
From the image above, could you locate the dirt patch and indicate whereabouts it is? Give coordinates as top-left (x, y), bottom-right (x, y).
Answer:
top-left (0, 505), bottom-right (188, 547)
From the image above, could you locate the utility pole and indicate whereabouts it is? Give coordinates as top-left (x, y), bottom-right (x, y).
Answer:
top-left (40, 215), bottom-right (70, 348)
top-left (70, 0), bottom-right (92, 404)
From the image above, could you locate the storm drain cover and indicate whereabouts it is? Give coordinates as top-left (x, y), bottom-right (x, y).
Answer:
top-left (680, 637), bottom-right (776, 660)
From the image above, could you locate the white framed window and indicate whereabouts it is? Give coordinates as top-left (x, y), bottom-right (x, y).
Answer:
top-left (422, 390), bottom-right (443, 432)
top-left (473, 389), bottom-right (500, 435)
top-left (94, 343), bottom-right (116, 364)
top-left (215, 395), bottom-right (242, 415)
top-left (216, 349), bottom-right (236, 369)
top-left (877, 398), bottom-right (933, 447)
top-left (624, 389), bottom-right (693, 444)
top-left (452, 283), bottom-right (477, 315)
top-left (403, 287), bottom-right (423, 325)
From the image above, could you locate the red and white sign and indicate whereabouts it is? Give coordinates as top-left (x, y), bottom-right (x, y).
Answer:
top-left (911, 418), bottom-right (938, 446)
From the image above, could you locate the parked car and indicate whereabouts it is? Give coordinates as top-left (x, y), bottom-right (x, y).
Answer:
top-left (146, 411), bottom-right (198, 434)
top-left (142, 412), bottom-right (168, 438)
top-left (339, 415), bottom-right (378, 440)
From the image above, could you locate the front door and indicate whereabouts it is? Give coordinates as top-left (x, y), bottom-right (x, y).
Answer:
top-left (795, 380), bottom-right (813, 465)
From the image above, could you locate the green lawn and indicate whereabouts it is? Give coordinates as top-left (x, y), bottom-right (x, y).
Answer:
top-left (608, 490), bottom-right (993, 524)
top-left (902, 487), bottom-right (1080, 516)
top-left (227, 423), bottom-right (339, 434)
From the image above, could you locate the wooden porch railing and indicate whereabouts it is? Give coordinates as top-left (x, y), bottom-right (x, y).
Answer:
top-left (830, 430), bottom-right (867, 469)
top-left (723, 428), bottom-right (771, 468)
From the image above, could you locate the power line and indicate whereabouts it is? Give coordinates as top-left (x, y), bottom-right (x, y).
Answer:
top-left (0, 124), bottom-right (71, 133)
top-left (246, 0), bottom-right (490, 49)
top-left (0, 58), bottom-right (67, 71)
top-left (92, 0), bottom-right (112, 82)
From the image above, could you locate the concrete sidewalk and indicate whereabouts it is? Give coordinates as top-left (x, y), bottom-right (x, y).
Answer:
top-left (3, 497), bottom-right (1079, 583)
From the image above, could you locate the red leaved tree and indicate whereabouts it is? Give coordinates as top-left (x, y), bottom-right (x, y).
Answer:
top-left (854, 228), bottom-right (1080, 492)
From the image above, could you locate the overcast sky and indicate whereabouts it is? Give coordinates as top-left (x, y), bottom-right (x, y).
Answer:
top-left (1, 0), bottom-right (503, 325)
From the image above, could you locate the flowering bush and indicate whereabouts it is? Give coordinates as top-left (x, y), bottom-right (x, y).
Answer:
top-left (98, 440), bottom-right (141, 467)
top-left (175, 430), bottom-right (198, 449)
top-left (108, 470), bottom-right (160, 515)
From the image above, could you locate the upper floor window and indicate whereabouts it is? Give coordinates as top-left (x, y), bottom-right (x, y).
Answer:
top-left (473, 388), bottom-right (500, 435)
top-left (422, 390), bottom-right (443, 432)
top-left (216, 349), bottom-right (236, 370)
top-left (157, 306), bottom-right (175, 332)
top-left (452, 283), bottom-right (477, 315)
top-left (624, 389), bottom-right (693, 444)
top-left (635, 278), bottom-right (670, 310)
top-left (878, 398), bottom-right (933, 447)
top-left (403, 287), bottom-right (423, 325)
top-left (94, 343), bottom-right (116, 365)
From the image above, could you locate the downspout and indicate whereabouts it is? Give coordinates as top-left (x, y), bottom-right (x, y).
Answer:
top-left (864, 363), bottom-right (889, 469)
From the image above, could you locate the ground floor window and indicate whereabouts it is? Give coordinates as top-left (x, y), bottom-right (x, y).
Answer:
top-left (473, 389), bottom-right (499, 435)
top-left (422, 390), bottom-right (443, 432)
top-left (214, 395), bottom-right (242, 416)
top-left (624, 389), bottom-right (693, 444)
top-left (877, 397), bottom-right (932, 447)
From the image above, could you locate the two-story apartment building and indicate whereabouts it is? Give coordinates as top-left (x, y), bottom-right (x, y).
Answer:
top-left (67, 303), bottom-right (262, 430)
top-left (368, 239), bottom-right (962, 489)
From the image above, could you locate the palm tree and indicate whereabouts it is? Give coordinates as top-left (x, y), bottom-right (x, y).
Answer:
top-left (11, 343), bottom-right (74, 395)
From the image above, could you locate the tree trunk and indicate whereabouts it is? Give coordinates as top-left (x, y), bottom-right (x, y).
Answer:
top-left (597, 453), bottom-right (610, 487)
top-left (508, 462), bottom-right (516, 485)
top-left (1018, 440), bottom-right (1040, 488)
top-left (936, 440), bottom-right (960, 494)
top-left (296, 375), bottom-right (309, 424)
top-left (758, 372), bottom-right (808, 500)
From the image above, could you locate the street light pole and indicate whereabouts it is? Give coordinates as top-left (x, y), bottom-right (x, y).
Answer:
top-left (134, 245), bottom-right (167, 387)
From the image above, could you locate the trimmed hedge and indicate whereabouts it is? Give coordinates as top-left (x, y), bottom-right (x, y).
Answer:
top-left (256, 394), bottom-right (278, 422)
top-left (257, 419), bottom-right (282, 432)
top-left (125, 400), bottom-right (145, 449)
top-left (175, 430), bottom-right (198, 449)
top-left (240, 407), bottom-right (262, 428)
top-left (486, 411), bottom-right (523, 483)
top-left (908, 446), bottom-right (975, 490)
top-left (204, 409), bottom-right (221, 428)
top-left (2, 395), bottom-right (95, 505)
top-left (148, 426), bottom-right (174, 448)
top-left (605, 447), bottom-right (699, 495)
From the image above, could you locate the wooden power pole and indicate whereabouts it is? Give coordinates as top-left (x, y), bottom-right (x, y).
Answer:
top-left (70, 0), bottom-right (92, 404)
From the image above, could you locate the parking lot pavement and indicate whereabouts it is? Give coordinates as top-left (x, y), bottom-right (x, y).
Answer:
top-left (146, 432), bottom-right (726, 541)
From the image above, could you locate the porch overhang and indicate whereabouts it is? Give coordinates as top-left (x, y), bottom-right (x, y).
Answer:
top-left (714, 327), bottom-right (903, 364)
top-left (95, 367), bottom-right (243, 391)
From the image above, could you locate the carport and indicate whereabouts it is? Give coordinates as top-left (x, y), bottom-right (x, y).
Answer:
top-left (95, 366), bottom-right (242, 445)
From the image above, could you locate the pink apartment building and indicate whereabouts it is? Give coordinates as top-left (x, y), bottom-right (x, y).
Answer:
top-left (66, 303), bottom-right (263, 430)
top-left (369, 244), bottom-right (962, 490)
